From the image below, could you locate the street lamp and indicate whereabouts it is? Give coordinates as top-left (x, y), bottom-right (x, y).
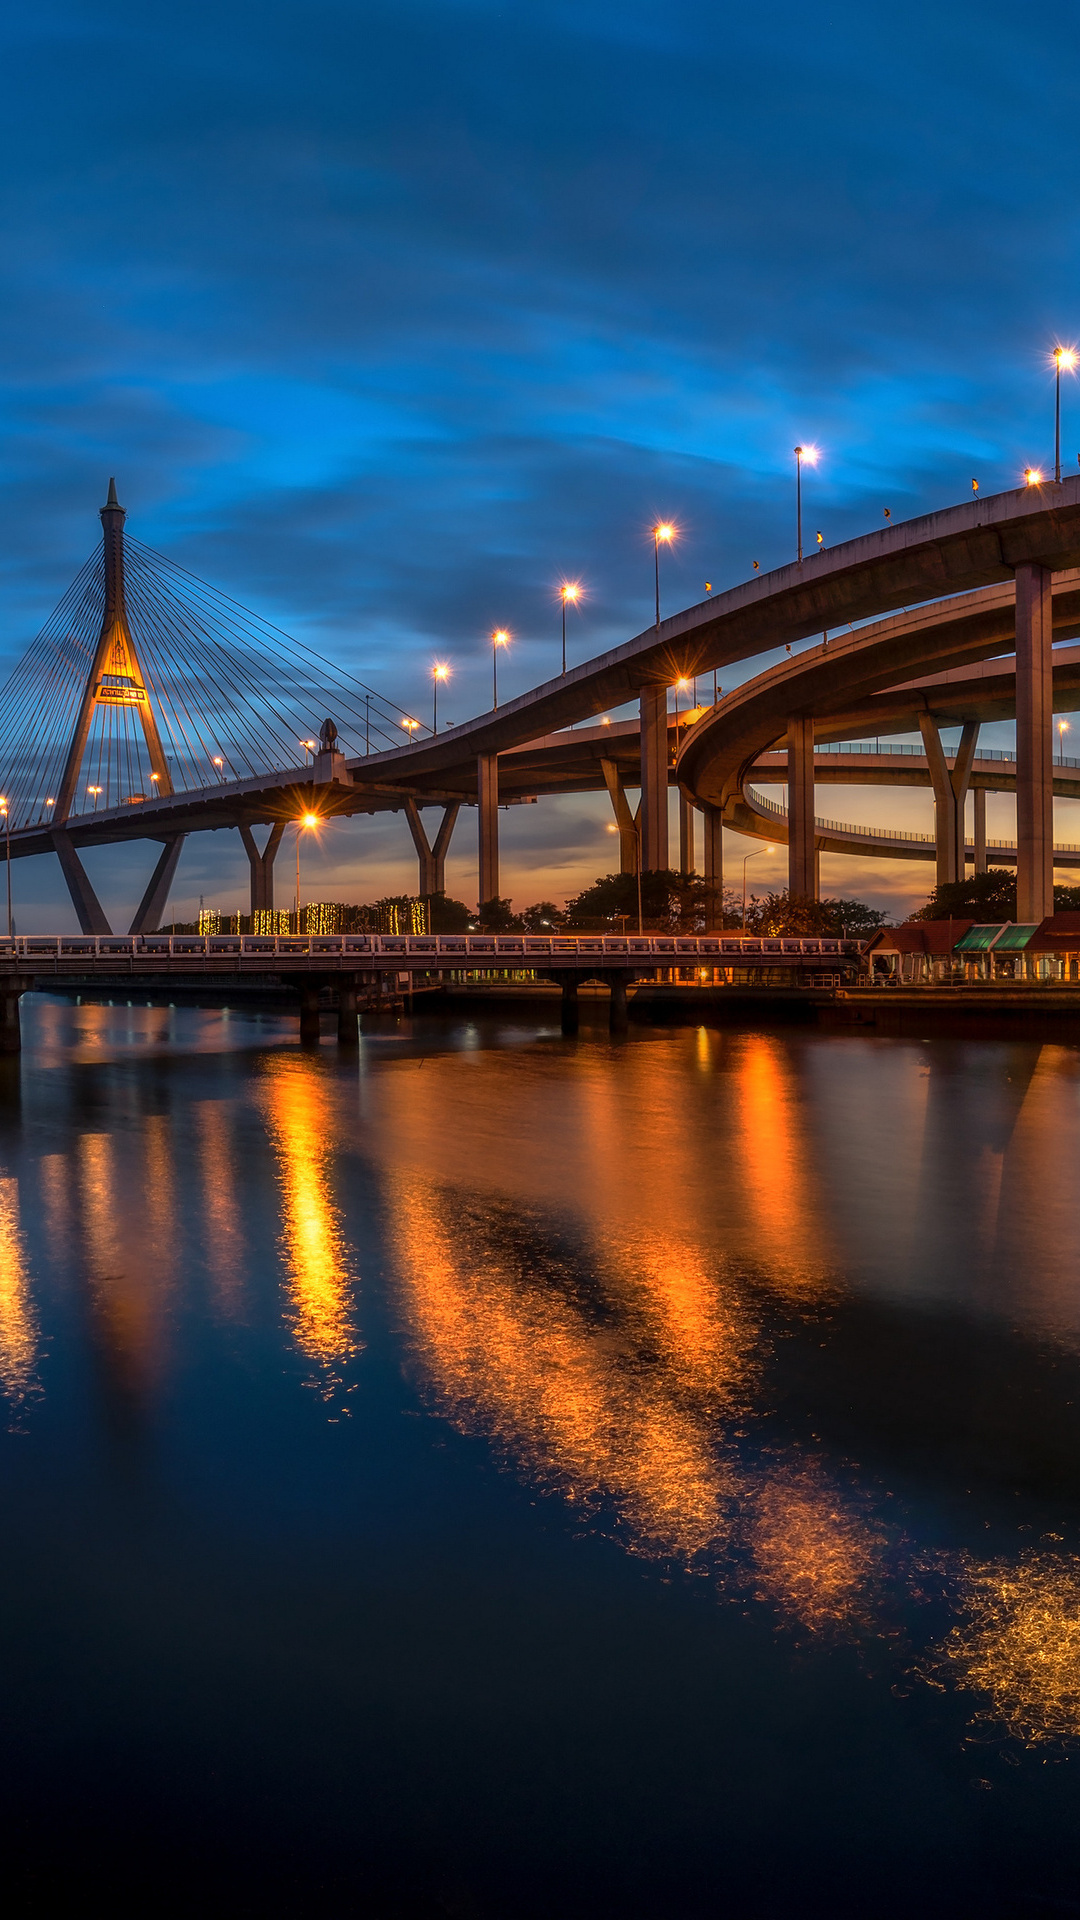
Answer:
top-left (401, 717), bottom-right (420, 737)
top-left (0, 798), bottom-right (10, 937)
top-left (652, 524), bottom-right (676, 626)
top-left (559, 582), bottom-right (581, 674)
top-left (212, 756), bottom-right (225, 781)
top-left (1059, 718), bottom-right (1070, 764)
top-left (1025, 467), bottom-right (1044, 486)
top-left (295, 811), bottom-right (319, 931)
top-left (794, 446), bottom-right (819, 563)
top-left (432, 663), bottom-right (449, 731)
top-left (741, 844), bottom-right (774, 929)
top-left (491, 628), bottom-right (510, 709)
top-left (1053, 347), bottom-right (1077, 482)
top-left (87, 785), bottom-right (102, 809)
top-left (675, 676), bottom-right (690, 721)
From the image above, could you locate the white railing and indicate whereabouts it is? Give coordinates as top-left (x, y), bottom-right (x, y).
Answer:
top-left (745, 787), bottom-right (1080, 854)
top-left (0, 933), bottom-right (861, 961)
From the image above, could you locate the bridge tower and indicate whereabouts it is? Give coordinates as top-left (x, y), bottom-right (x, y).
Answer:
top-left (51, 482), bottom-right (184, 934)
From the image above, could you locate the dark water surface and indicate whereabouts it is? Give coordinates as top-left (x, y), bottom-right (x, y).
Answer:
top-left (1, 996), bottom-right (1080, 1916)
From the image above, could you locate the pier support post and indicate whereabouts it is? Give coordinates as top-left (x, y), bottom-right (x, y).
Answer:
top-left (919, 716), bottom-right (979, 886)
top-left (240, 822), bottom-right (285, 917)
top-left (787, 716), bottom-right (817, 898)
top-left (639, 686), bottom-right (669, 872)
top-left (0, 979), bottom-right (30, 1053)
top-left (600, 758), bottom-right (640, 874)
top-left (974, 787), bottom-right (987, 874)
top-left (337, 975), bottom-right (359, 1045)
top-left (129, 835), bottom-right (185, 935)
top-left (405, 800), bottom-right (460, 899)
top-left (298, 982), bottom-right (322, 1044)
top-left (477, 753), bottom-right (499, 908)
top-left (1015, 562), bottom-right (1055, 922)
top-left (678, 794), bottom-right (694, 875)
top-left (609, 976), bottom-right (628, 1032)
top-left (561, 976), bottom-right (579, 1035)
top-left (52, 831), bottom-right (111, 935)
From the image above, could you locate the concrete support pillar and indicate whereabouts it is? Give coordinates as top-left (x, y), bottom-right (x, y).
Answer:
top-left (240, 822), bottom-right (285, 916)
top-left (405, 800), bottom-right (460, 897)
top-left (787, 716), bottom-right (817, 898)
top-left (1015, 561), bottom-right (1055, 922)
top-left (298, 982), bottom-right (322, 1044)
top-left (477, 753), bottom-right (499, 906)
top-left (561, 976), bottom-right (579, 1035)
top-left (919, 716), bottom-right (979, 886)
top-left (52, 831), bottom-right (111, 935)
top-left (609, 976), bottom-right (628, 1032)
top-left (129, 835), bottom-right (185, 935)
top-left (678, 794), bottom-right (694, 875)
top-left (601, 758), bottom-right (640, 875)
top-left (0, 984), bottom-right (26, 1053)
top-left (639, 686), bottom-right (669, 872)
top-left (337, 976), bottom-right (359, 1045)
top-left (974, 787), bottom-right (987, 874)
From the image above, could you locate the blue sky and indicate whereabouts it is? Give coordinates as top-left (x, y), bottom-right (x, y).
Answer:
top-left (2, 0), bottom-right (1079, 923)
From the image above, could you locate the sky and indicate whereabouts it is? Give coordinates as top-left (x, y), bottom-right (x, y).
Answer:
top-left (3, 0), bottom-right (1080, 925)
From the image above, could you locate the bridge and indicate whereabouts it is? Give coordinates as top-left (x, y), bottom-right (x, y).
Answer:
top-left (1, 474), bottom-right (1079, 1038)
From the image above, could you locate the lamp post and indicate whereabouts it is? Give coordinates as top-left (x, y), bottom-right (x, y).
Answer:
top-left (794, 446), bottom-right (819, 563)
top-left (401, 717), bottom-right (420, 739)
top-left (1059, 718), bottom-right (1070, 765)
top-left (742, 844), bottom-right (773, 929)
top-left (0, 798), bottom-right (10, 937)
top-left (88, 785), bottom-right (102, 810)
top-left (295, 811), bottom-right (318, 932)
top-left (1054, 347), bottom-right (1077, 483)
top-left (432, 663), bottom-right (449, 732)
top-left (559, 583), bottom-right (581, 674)
top-left (492, 629), bottom-right (510, 709)
top-left (652, 524), bottom-right (675, 626)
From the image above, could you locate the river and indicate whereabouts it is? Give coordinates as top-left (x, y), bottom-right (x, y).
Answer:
top-left (0, 995), bottom-right (1078, 1916)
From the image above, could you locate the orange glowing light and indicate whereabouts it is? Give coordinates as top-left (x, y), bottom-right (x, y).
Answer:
top-left (1025, 467), bottom-right (1044, 485)
top-left (654, 522), bottom-right (676, 544)
top-left (1054, 347), bottom-right (1078, 372)
top-left (560, 581), bottom-right (582, 603)
top-left (433, 663), bottom-right (449, 681)
top-left (492, 629), bottom-right (511, 647)
top-left (300, 812), bottom-right (319, 830)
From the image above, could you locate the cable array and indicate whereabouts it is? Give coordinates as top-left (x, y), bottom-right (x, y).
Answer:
top-left (0, 537), bottom-right (426, 828)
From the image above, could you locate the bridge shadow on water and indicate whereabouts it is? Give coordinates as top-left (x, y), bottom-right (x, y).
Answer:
top-left (0, 1004), bottom-right (1077, 1914)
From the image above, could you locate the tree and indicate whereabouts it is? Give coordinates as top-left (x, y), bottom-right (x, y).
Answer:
top-left (476, 896), bottom-right (523, 932)
top-left (913, 870), bottom-right (1016, 922)
top-left (423, 892), bottom-right (472, 933)
top-left (743, 890), bottom-right (887, 936)
top-left (520, 901), bottom-right (566, 931)
top-left (564, 870), bottom-right (727, 931)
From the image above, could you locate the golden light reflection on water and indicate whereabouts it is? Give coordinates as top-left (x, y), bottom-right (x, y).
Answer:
top-left (388, 1171), bottom-right (743, 1561)
top-left (258, 1058), bottom-right (360, 1392)
top-left (0, 1175), bottom-right (39, 1417)
top-left (76, 1130), bottom-right (168, 1388)
top-left (750, 1460), bottom-right (885, 1635)
top-left (934, 1552), bottom-right (1080, 1747)
top-left (729, 1036), bottom-right (835, 1295)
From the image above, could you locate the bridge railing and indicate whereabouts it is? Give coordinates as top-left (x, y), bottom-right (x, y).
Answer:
top-left (0, 933), bottom-right (863, 962)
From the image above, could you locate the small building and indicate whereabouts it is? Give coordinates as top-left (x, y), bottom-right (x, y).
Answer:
top-left (953, 923), bottom-right (1038, 980)
top-left (1024, 911), bottom-right (1080, 983)
top-left (863, 920), bottom-right (974, 984)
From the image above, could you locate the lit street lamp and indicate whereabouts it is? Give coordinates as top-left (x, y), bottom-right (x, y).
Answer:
top-left (559, 583), bottom-right (581, 674)
top-left (295, 811), bottom-right (319, 931)
top-left (87, 784), bottom-right (102, 810)
top-left (742, 844), bottom-right (774, 929)
top-left (0, 797), bottom-right (10, 936)
top-left (400, 717), bottom-right (420, 737)
top-left (1059, 718), bottom-right (1070, 765)
top-left (794, 446), bottom-right (819, 563)
top-left (432, 662), bottom-right (449, 731)
top-left (1025, 467), bottom-right (1044, 486)
top-left (653, 524), bottom-right (675, 626)
top-left (491, 628), bottom-right (510, 709)
top-left (1053, 347), bottom-right (1077, 483)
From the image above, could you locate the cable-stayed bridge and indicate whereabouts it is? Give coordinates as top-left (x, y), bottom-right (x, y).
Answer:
top-left (6, 474), bottom-right (1080, 941)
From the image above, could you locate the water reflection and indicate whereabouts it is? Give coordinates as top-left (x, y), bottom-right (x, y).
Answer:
top-left (0, 1173), bottom-right (39, 1421)
top-left (935, 1552), bottom-right (1080, 1747)
top-left (257, 1056), bottom-right (360, 1397)
top-left (749, 1459), bottom-right (885, 1636)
